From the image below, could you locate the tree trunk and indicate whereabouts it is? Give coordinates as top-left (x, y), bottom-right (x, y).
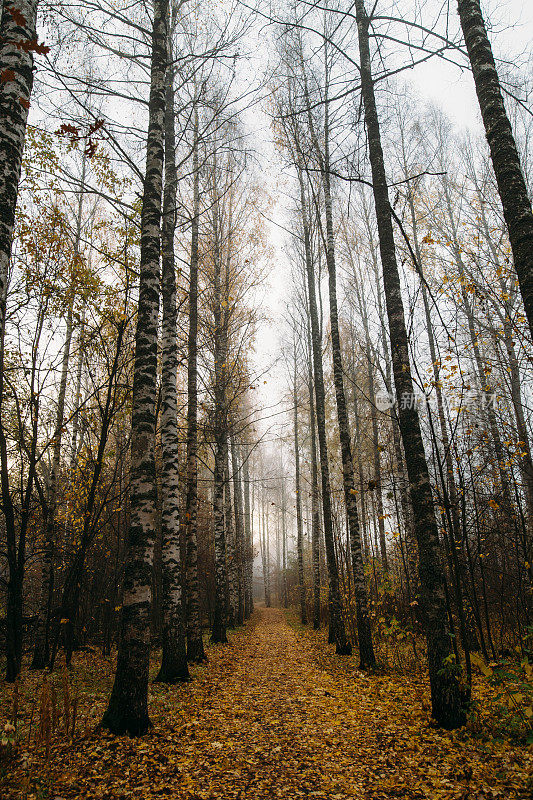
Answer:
top-left (231, 436), bottom-right (245, 624)
top-left (354, 0), bottom-right (465, 728)
top-left (319, 75), bottom-right (376, 666)
top-left (457, 0), bottom-right (533, 341)
top-left (307, 304), bottom-right (321, 630)
top-left (211, 190), bottom-right (228, 644)
top-left (0, 0), bottom-right (37, 349)
top-left (293, 346), bottom-right (307, 624)
top-left (297, 166), bottom-right (351, 655)
top-left (0, 0), bottom-right (39, 680)
top-left (154, 61), bottom-right (189, 684)
top-left (281, 477), bottom-right (289, 609)
top-left (211, 429), bottom-right (228, 644)
top-left (101, 0), bottom-right (168, 736)
top-left (184, 107), bottom-right (207, 663)
top-left (351, 380), bottom-right (370, 558)
top-left (242, 444), bottom-right (254, 617)
top-left (225, 459), bottom-right (238, 627)
top-left (261, 485), bottom-right (271, 607)
top-left (365, 341), bottom-right (388, 571)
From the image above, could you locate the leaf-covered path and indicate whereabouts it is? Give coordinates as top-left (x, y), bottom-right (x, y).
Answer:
top-left (4, 606), bottom-right (533, 799)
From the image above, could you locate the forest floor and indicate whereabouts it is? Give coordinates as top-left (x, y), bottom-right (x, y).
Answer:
top-left (2, 606), bottom-right (533, 799)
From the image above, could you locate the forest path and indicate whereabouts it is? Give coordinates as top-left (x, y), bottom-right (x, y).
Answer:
top-left (169, 604), bottom-right (368, 799)
top-left (6, 606), bottom-right (532, 799)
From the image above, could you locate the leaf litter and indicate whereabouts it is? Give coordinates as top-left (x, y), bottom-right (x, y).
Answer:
top-left (2, 606), bottom-right (533, 799)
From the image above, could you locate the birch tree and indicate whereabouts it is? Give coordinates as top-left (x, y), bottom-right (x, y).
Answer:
top-left (101, 0), bottom-right (169, 736)
top-left (155, 21), bottom-right (190, 682)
